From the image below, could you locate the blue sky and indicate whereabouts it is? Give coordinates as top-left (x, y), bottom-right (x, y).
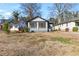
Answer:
top-left (0, 3), bottom-right (20, 19)
top-left (0, 3), bottom-right (53, 19)
top-left (0, 3), bottom-right (79, 19)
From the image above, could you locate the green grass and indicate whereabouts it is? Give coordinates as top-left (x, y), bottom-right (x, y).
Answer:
top-left (52, 37), bottom-right (72, 44)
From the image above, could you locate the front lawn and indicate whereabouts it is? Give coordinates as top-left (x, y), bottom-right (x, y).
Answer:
top-left (0, 32), bottom-right (79, 55)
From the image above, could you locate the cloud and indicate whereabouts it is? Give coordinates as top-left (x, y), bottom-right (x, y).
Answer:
top-left (3, 12), bottom-right (11, 19)
top-left (1, 12), bottom-right (12, 19)
top-left (4, 12), bottom-right (11, 16)
top-left (0, 9), bottom-right (4, 12)
top-left (0, 9), bottom-right (12, 19)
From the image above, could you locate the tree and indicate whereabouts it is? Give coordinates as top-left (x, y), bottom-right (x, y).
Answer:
top-left (49, 18), bottom-right (58, 30)
top-left (72, 11), bottom-right (79, 18)
top-left (20, 3), bottom-right (41, 20)
top-left (63, 11), bottom-right (73, 22)
top-left (49, 3), bottom-right (73, 24)
top-left (12, 10), bottom-right (20, 23)
top-left (2, 21), bottom-right (9, 33)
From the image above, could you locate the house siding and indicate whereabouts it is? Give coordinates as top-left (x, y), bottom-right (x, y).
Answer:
top-left (30, 28), bottom-right (48, 32)
top-left (28, 17), bottom-right (49, 32)
top-left (54, 22), bottom-right (75, 31)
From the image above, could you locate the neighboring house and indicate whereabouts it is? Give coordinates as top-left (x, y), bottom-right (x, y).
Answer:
top-left (9, 18), bottom-right (26, 32)
top-left (27, 16), bottom-right (50, 32)
top-left (54, 18), bottom-right (79, 31)
top-left (0, 19), bottom-right (5, 30)
top-left (9, 25), bottom-right (19, 32)
top-left (9, 23), bottom-right (19, 32)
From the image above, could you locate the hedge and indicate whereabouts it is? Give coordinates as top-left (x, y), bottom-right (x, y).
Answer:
top-left (72, 27), bottom-right (78, 32)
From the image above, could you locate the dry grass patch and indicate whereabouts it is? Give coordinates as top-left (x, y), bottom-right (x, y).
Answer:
top-left (0, 32), bottom-right (79, 55)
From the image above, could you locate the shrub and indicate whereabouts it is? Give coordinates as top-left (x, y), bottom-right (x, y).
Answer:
top-left (72, 27), bottom-right (78, 32)
top-left (19, 27), bottom-right (29, 33)
top-left (65, 28), bottom-right (69, 32)
top-left (2, 22), bottom-right (9, 33)
top-left (19, 27), bottom-right (29, 32)
top-left (19, 27), bottom-right (24, 32)
top-left (24, 27), bottom-right (29, 32)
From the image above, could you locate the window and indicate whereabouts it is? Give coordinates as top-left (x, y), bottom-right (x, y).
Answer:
top-left (75, 22), bottom-right (79, 26)
top-left (39, 22), bottom-right (46, 28)
top-left (30, 22), bottom-right (37, 28)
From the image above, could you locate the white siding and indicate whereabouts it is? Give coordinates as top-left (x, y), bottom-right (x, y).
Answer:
top-left (54, 25), bottom-right (60, 30)
top-left (67, 22), bottom-right (75, 31)
top-left (54, 22), bottom-right (75, 31)
top-left (32, 18), bottom-right (45, 21)
top-left (10, 26), bottom-right (19, 32)
top-left (30, 28), bottom-right (37, 32)
top-left (38, 28), bottom-right (48, 32)
top-left (30, 28), bottom-right (48, 32)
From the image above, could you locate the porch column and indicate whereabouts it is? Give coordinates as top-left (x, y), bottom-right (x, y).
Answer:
top-left (37, 22), bottom-right (39, 32)
top-left (28, 22), bottom-right (30, 28)
top-left (46, 22), bottom-right (48, 32)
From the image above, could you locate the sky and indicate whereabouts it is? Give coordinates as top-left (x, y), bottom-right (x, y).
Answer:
top-left (0, 3), bottom-right (20, 19)
top-left (0, 3), bottom-right (79, 19)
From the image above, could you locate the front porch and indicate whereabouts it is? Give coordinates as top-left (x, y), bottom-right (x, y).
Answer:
top-left (28, 21), bottom-right (48, 32)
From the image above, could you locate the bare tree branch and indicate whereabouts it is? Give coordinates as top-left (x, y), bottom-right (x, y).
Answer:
top-left (20, 3), bottom-right (41, 20)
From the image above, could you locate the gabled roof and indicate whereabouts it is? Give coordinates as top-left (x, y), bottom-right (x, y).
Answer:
top-left (27, 16), bottom-right (49, 22)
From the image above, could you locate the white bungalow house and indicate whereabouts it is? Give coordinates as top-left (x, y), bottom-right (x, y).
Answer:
top-left (54, 18), bottom-right (79, 31)
top-left (9, 16), bottom-right (53, 32)
top-left (27, 16), bottom-right (50, 32)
